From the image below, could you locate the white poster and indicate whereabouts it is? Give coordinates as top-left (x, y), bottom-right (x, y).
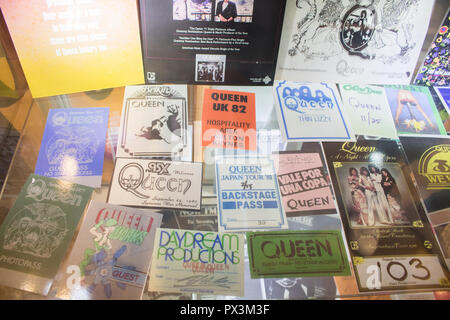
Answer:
top-left (275, 0), bottom-right (434, 84)
top-left (339, 84), bottom-right (398, 139)
top-left (274, 81), bottom-right (354, 141)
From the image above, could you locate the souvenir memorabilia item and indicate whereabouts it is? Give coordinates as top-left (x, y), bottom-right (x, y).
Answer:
top-left (116, 85), bottom-right (189, 159)
top-left (215, 156), bottom-right (288, 232)
top-left (434, 87), bottom-right (450, 115)
top-left (0, 0), bottom-right (144, 98)
top-left (148, 228), bottom-right (245, 296)
top-left (0, 174), bottom-right (92, 295)
top-left (202, 88), bottom-right (256, 150)
top-left (384, 85), bottom-right (446, 136)
top-left (247, 230), bottom-right (350, 279)
top-left (323, 139), bottom-right (450, 292)
top-left (139, 0), bottom-right (286, 85)
top-left (108, 158), bottom-right (203, 211)
top-left (399, 136), bottom-right (450, 214)
top-left (34, 107), bottom-right (109, 188)
top-left (339, 84), bottom-right (398, 139)
top-left (272, 143), bottom-right (336, 216)
top-left (414, 8), bottom-right (450, 87)
top-left (276, 0), bottom-right (434, 84)
top-left (54, 201), bottom-right (162, 300)
top-left (167, 205), bottom-right (219, 231)
top-left (274, 81), bottom-right (354, 141)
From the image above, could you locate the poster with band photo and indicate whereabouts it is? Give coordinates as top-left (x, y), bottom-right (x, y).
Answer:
top-left (322, 139), bottom-right (450, 292)
top-left (139, 0), bottom-right (286, 85)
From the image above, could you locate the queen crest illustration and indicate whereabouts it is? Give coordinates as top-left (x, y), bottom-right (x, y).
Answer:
top-left (3, 203), bottom-right (68, 258)
top-left (45, 126), bottom-right (100, 165)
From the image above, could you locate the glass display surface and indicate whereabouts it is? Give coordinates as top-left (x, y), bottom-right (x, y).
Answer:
top-left (0, 85), bottom-right (447, 300)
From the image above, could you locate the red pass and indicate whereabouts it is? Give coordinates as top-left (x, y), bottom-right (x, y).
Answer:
top-left (202, 88), bottom-right (256, 150)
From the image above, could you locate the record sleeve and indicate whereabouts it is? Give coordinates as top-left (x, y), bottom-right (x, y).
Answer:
top-left (399, 136), bottom-right (450, 214)
top-left (322, 139), bottom-right (449, 292)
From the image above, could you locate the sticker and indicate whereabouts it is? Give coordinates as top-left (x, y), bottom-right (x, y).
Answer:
top-left (247, 230), bottom-right (351, 278)
top-left (339, 84), bottom-right (398, 139)
top-left (116, 85), bottom-right (188, 158)
top-left (108, 158), bottom-right (203, 210)
top-left (148, 228), bottom-right (245, 296)
top-left (274, 81), bottom-right (354, 141)
top-left (202, 88), bottom-right (256, 150)
top-left (215, 156), bottom-right (288, 232)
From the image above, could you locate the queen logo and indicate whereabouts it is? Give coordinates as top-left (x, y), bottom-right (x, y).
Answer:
top-left (281, 84), bottom-right (334, 114)
top-left (418, 145), bottom-right (450, 190)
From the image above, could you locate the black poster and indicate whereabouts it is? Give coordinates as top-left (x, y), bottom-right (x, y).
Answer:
top-left (139, 0), bottom-right (286, 85)
top-left (399, 136), bottom-right (450, 214)
top-left (322, 139), bottom-right (449, 292)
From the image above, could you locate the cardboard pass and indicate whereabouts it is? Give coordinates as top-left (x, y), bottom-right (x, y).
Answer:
top-left (202, 89), bottom-right (256, 150)
top-left (0, 0), bottom-right (144, 97)
top-left (247, 230), bottom-right (351, 278)
top-left (0, 174), bottom-right (92, 296)
top-left (148, 228), bottom-right (245, 296)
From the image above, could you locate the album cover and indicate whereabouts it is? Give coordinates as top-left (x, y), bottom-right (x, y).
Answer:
top-left (384, 85), bottom-right (447, 136)
top-left (107, 158), bottom-right (203, 211)
top-left (273, 81), bottom-right (354, 141)
top-left (0, 174), bottom-right (92, 295)
top-left (399, 136), bottom-right (450, 214)
top-left (272, 143), bottom-right (337, 216)
top-left (116, 85), bottom-right (189, 159)
top-left (414, 8), bottom-right (450, 87)
top-left (276, 0), bottom-right (434, 84)
top-left (434, 87), bottom-right (450, 116)
top-left (34, 108), bottom-right (109, 188)
top-left (322, 139), bottom-right (449, 292)
top-left (139, 0), bottom-right (286, 85)
top-left (53, 201), bottom-right (162, 300)
top-left (148, 228), bottom-right (245, 296)
top-left (338, 84), bottom-right (398, 139)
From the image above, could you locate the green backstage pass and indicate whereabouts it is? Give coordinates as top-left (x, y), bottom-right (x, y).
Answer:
top-left (247, 230), bottom-right (351, 278)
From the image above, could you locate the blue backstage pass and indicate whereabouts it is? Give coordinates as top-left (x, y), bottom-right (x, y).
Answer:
top-left (34, 107), bottom-right (110, 188)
